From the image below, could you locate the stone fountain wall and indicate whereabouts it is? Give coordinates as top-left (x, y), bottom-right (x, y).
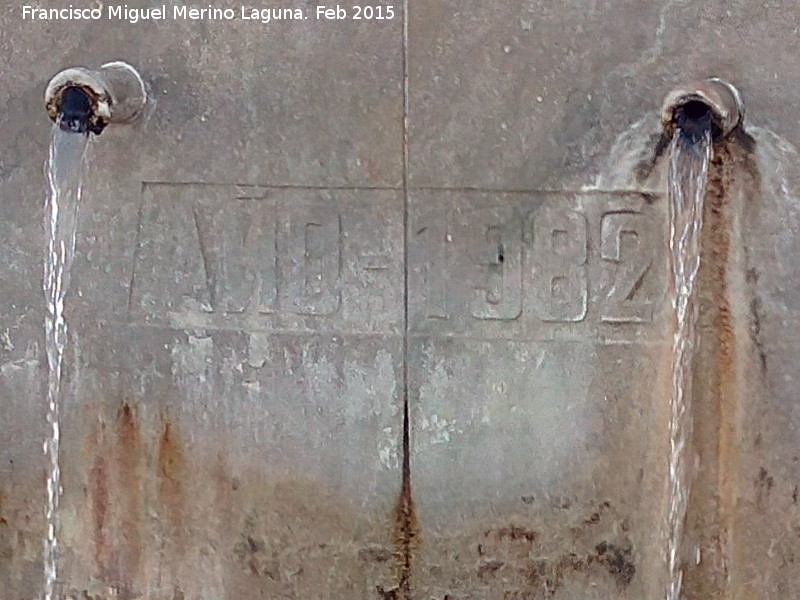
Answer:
top-left (2, 2), bottom-right (800, 598)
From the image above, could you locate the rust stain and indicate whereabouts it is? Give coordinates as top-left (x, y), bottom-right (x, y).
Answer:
top-left (707, 144), bottom-right (738, 581)
top-left (685, 130), bottom-right (760, 596)
top-left (116, 401), bottom-right (143, 589)
top-left (687, 141), bottom-right (739, 592)
top-left (158, 417), bottom-right (186, 540)
top-left (391, 401), bottom-right (418, 600)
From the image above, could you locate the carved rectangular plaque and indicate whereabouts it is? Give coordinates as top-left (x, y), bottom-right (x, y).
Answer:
top-left (408, 190), bottom-right (668, 343)
top-left (130, 183), bottom-right (403, 334)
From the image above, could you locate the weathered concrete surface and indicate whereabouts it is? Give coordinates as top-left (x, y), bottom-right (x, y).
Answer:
top-left (407, 190), bottom-right (671, 599)
top-left (2, 1), bottom-right (800, 599)
top-left (1, 3), bottom-right (405, 599)
top-left (56, 325), bottom-right (403, 599)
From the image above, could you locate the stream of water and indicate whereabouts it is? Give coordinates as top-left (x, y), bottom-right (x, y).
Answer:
top-left (666, 126), bottom-right (713, 600)
top-left (43, 122), bottom-right (91, 600)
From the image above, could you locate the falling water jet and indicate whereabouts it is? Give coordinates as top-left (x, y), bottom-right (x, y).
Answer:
top-left (660, 77), bottom-right (744, 600)
top-left (41, 61), bottom-right (146, 600)
top-left (665, 124), bottom-right (711, 600)
top-left (42, 116), bottom-right (90, 600)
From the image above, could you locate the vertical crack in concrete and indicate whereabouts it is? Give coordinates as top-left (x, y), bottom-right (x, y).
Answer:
top-left (393, 395), bottom-right (417, 600)
top-left (393, 1), bottom-right (418, 599)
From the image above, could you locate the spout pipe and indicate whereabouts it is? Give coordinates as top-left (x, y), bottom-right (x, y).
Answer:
top-left (661, 77), bottom-right (744, 141)
top-left (45, 61), bottom-right (147, 134)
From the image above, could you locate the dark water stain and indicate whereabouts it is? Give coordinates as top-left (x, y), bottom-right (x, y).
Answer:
top-left (466, 501), bottom-right (636, 595)
top-left (593, 541), bottom-right (636, 588)
top-left (376, 584), bottom-right (400, 599)
top-left (583, 500), bottom-right (612, 526)
top-left (634, 131), bottom-right (670, 183)
top-left (487, 525), bottom-right (538, 543)
top-left (745, 269), bottom-right (769, 377)
top-left (728, 128), bottom-right (768, 384)
top-left (521, 539), bottom-right (636, 595)
top-left (477, 558), bottom-right (505, 579)
top-left (755, 466), bottom-right (775, 510)
top-left (232, 513), bottom-right (274, 579)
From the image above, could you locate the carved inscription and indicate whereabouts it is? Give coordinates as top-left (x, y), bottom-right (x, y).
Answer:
top-left (132, 186), bottom-right (657, 336)
top-left (418, 205), bottom-right (449, 320)
top-left (464, 207), bottom-right (522, 320)
top-left (532, 206), bottom-right (588, 322)
top-left (130, 184), bottom-right (402, 330)
top-left (279, 206), bottom-right (341, 316)
top-left (599, 212), bottom-right (655, 323)
top-left (411, 192), bottom-right (664, 337)
top-left (192, 201), bottom-right (278, 314)
top-left (134, 196), bottom-right (339, 317)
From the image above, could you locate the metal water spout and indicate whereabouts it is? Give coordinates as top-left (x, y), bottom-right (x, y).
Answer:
top-left (44, 61), bottom-right (147, 134)
top-left (661, 77), bottom-right (745, 142)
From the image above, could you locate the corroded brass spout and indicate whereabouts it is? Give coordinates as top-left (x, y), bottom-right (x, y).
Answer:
top-left (661, 77), bottom-right (744, 141)
top-left (45, 61), bottom-right (147, 134)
